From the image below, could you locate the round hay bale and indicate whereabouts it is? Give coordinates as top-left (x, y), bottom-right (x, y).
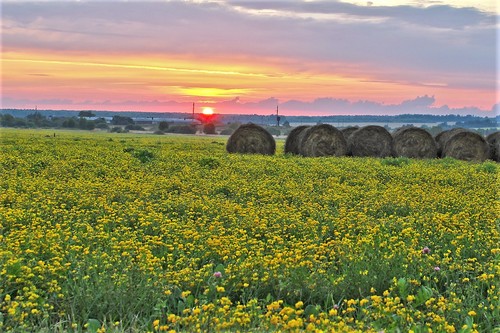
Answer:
top-left (341, 126), bottom-right (359, 140)
top-left (284, 125), bottom-right (309, 155)
top-left (486, 131), bottom-right (500, 162)
top-left (442, 130), bottom-right (489, 161)
top-left (348, 125), bottom-right (394, 157)
top-left (392, 127), bottom-right (437, 159)
top-left (226, 123), bottom-right (276, 155)
top-left (298, 124), bottom-right (348, 157)
top-left (435, 128), bottom-right (466, 157)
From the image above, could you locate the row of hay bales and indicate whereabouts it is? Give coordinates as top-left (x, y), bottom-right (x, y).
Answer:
top-left (226, 123), bottom-right (500, 162)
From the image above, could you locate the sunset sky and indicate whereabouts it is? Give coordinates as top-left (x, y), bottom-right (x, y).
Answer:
top-left (1, 0), bottom-right (498, 116)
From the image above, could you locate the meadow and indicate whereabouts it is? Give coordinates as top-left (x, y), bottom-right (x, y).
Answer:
top-left (0, 129), bottom-right (498, 333)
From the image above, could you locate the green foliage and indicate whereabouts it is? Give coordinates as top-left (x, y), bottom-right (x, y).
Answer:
top-left (381, 157), bottom-right (410, 167)
top-left (158, 121), bottom-right (170, 131)
top-left (198, 157), bottom-right (220, 169)
top-left (203, 123), bottom-right (216, 134)
top-left (78, 111), bottom-right (96, 118)
top-left (132, 149), bottom-right (154, 163)
top-left (125, 124), bottom-right (145, 131)
top-left (165, 124), bottom-right (197, 134)
top-left (0, 114), bottom-right (15, 126)
top-left (110, 126), bottom-right (128, 133)
top-left (266, 126), bottom-right (280, 136)
top-left (95, 122), bottom-right (109, 129)
top-left (477, 161), bottom-right (497, 173)
top-left (111, 115), bottom-right (134, 125)
top-left (219, 128), bottom-right (234, 135)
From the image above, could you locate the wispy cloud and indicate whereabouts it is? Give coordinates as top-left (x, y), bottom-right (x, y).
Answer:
top-left (3, 57), bottom-right (275, 78)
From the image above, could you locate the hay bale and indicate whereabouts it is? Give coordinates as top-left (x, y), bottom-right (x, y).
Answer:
top-left (226, 123), bottom-right (276, 155)
top-left (347, 125), bottom-right (394, 157)
top-left (298, 124), bottom-right (347, 157)
top-left (435, 128), bottom-right (466, 157)
top-left (486, 131), bottom-right (500, 162)
top-left (392, 127), bottom-right (437, 159)
top-left (341, 126), bottom-right (359, 140)
top-left (442, 130), bottom-right (489, 161)
top-left (284, 125), bottom-right (309, 155)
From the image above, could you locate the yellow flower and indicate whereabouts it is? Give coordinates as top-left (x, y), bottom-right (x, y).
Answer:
top-left (468, 310), bottom-right (477, 316)
top-left (295, 301), bottom-right (304, 309)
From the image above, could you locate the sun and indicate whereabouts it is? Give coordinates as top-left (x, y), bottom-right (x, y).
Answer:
top-left (202, 107), bottom-right (214, 115)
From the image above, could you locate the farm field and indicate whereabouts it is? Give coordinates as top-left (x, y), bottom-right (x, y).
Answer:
top-left (0, 129), bottom-right (499, 333)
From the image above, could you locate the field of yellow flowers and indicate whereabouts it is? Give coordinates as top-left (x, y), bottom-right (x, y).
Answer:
top-left (0, 129), bottom-right (498, 333)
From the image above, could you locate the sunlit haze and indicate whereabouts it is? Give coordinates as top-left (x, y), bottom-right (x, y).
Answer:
top-left (202, 107), bottom-right (215, 115)
top-left (1, 0), bottom-right (498, 116)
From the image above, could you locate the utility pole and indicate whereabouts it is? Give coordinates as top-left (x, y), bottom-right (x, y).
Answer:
top-left (192, 102), bottom-right (195, 124)
top-left (276, 105), bottom-right (281, 127)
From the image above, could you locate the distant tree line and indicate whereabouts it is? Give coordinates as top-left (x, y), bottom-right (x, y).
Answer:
top-left (0, 112), bottom-right (153, 131)
top-left (0, 112), bottom-right (108, 130)
top-left (455, 117), bottom-right (497, 128)
top-left (1, 110), bottom-right (496, 137)
top-left (277, 114), bottom-right (499, 124)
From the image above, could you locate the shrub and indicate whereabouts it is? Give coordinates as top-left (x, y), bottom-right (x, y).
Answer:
top-left (125, 124), bottom-right (145, 131)
top-left (158, 121), bottom-right (170, 131)
top-left (165, 125), bottom-right (197, 134)
top-left (110, 127), bottom-right (128, 133)
top-left (199, 157), bottom-right (220, 169)
top-left (111, 115), bottom-right (134, 125)
top-left (220, 128), bottom-right (234, 135)
top-left (203, 123), bottom-right (217, 135)
top-left (95, 123), bottom-right (109, 129)
top-left (132, 149), bottom-right (154, 163)
top-left (266, 127), bottom-right (280, 136)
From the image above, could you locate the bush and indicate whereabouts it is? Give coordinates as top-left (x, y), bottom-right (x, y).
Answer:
top-left (63, 118), bottom-right (76, 128)
top-left (199, 157), bottom-right (220, 169)
top-left (220, 128), bottom-right (234, 135)
top-left (166, 125), bottom-right (197, 134)
top-left (1, 114), bottom-right (15, 126)
top-left (78, 118), bottom-right (95, 130)
top-left (158, 121), bottom-right (170, 131)
top-left (132, 149), bottom-right (154, 163)
top-left (266, 127), bottom-right (280, 136)
top-left (125, 124), bottom-right (145, 131)
top-left (111, 115), bottom-right (134, 125)
top-left (203, 123), bottom-right (216, 135)
top-left (110, 127), bottom-right (128, 133)
top-left (95, 123), bottom-right (109, 129)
